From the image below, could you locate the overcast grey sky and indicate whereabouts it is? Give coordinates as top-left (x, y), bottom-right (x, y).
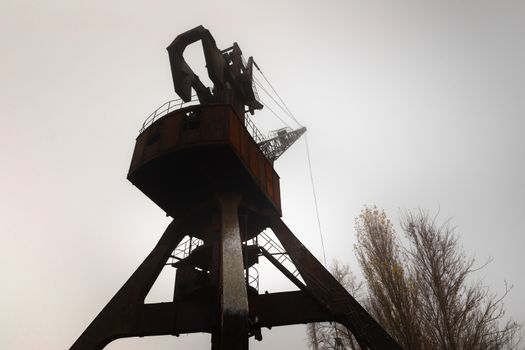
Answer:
top-left (1, 0), bottom-right (524, 349)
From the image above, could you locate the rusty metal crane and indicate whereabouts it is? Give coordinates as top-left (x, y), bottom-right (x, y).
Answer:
top-left (69, 26), bottom-right (403, 350)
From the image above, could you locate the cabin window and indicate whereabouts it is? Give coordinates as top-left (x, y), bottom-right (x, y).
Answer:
top-left (183, 110), bottom-right (201, 130)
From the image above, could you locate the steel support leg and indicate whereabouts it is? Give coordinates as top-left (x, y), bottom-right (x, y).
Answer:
top-left (216, 193), bottom-right (249, 350)
top-left (269, 217), bottom-right (402, 350)
top-left (70, 220), bottom-right (185, 350)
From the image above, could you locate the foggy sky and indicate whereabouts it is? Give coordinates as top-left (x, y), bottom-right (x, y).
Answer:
top-left (1, 0), bottom-right (524, 349)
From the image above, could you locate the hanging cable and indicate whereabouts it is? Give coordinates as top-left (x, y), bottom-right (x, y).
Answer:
top-left (253, 78), bottom-right (296, 124)
top-left (304, 134), bottom-right (327, 266)
top-left (254, 74), bottom-right (298, 127)
top-left (253, 67), bottom-right (302, 127)
top-left (252, 63), bottom-right (326, 264)
top-left (257, 97), bottom-right (292, 129)
top-left (254, 68), bottom-right (297, 121)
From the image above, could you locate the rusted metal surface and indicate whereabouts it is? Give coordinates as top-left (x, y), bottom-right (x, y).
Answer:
top-left (128, 104), bottom-right (282, 218)
top-left (269, 217), bottom-right (403, 350)
top-left (259, 246), bottom-right (306, 291)
top-left (70, 220), bottom-right (186, 349)
top-left (166, 25), bottom-right (263, 117)
top-left (250, 291), bottom-right (333, 327)
top-left (71, 26), bottom-right (404, 350)
top-left (70, 201), bottom-right (403, 350)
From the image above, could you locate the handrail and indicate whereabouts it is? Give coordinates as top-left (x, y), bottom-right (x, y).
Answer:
top-left (246, 266), bottom-right (259, 291)
top-left (140, 96), bottom-right (199, 133)
top-left (258, 230), bottom-right (302, 280)
top-left (139, 99), bottom-right (274, 162)
top-left (244, 113), bottom-right (266, 144)
top-left (141, 97), bottom-right (267, 142)
top-left (170, 236), bottom-right (204, 262)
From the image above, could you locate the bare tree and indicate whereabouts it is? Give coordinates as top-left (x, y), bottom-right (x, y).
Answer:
top-left (402, 211), bottom-right (522, 350)
top-left (354, 207), bottom-right (521, 350)
top-left (308, 207), bottom-right (521, 350)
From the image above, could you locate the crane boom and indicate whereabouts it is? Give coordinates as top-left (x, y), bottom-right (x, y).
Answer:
top-left (258, 126), bottom-right (307, 162)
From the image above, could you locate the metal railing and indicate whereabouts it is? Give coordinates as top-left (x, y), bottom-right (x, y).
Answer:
top-left (258, 230), bottom-right (303, 281)
top-left (140, 96), bottom-right (266, 138)
top-left (140, 96), bottom-right (199, 133)
top-left (245, 266), bottom-right (259, 291)
top-left (169, 236), bottom-right (204, 263)
top-left (165, 232), bottom-right (300, 292)
top-left (139, 96), bottom-right (274, 162)
top-left (244, 113), bottom-right (266, 144)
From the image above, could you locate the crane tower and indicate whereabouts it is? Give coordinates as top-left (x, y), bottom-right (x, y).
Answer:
top-left (70, 26), bottom-right (403, 350)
